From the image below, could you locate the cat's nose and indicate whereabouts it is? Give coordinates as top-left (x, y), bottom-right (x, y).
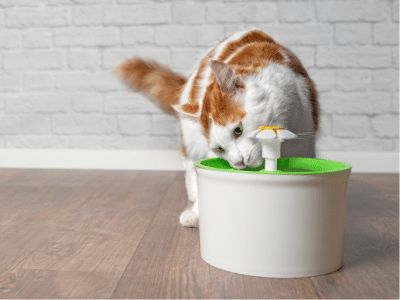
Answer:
top-left (234, 159), bottom-right (244, 167)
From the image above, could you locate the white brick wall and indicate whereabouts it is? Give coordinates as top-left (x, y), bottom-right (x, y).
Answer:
top-left (0, 0), bottom-right (398, 152)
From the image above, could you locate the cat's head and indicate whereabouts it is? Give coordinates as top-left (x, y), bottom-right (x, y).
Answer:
top-left (174, 60), bottom-right (267, 169)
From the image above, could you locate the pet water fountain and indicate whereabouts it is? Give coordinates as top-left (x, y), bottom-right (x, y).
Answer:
top-left (195, 126), bottom-right (352, 278)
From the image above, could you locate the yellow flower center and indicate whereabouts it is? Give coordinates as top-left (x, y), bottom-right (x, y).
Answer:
top-left (259, 126), bottom-right (284, 135)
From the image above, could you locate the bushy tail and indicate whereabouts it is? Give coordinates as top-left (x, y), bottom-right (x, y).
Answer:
top-left (114, 57), bottom-right (187, 117)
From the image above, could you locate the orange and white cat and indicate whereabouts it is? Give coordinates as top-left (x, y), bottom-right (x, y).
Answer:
top-left (115, 29), bottom-right (319, 228)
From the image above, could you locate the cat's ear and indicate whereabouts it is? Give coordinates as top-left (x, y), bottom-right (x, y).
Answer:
top-left (209, 60), bottom-right (245, 95)
top-left (172, 104), bottom-right (201, 120)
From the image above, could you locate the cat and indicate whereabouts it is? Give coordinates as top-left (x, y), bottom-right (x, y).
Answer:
top-left (114, 29), bottom-right (319, 228)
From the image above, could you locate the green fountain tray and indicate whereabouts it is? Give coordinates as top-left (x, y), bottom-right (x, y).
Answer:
top-left (195, 157), bottom-right (352, 175)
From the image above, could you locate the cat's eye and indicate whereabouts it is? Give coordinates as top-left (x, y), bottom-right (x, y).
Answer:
top-left (233, 122), bottom-right (243, 137)
top-left (216, 147), bottom-right (224, 152)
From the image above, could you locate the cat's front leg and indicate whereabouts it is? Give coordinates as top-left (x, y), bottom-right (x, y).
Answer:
top-left (180, 158), bottom-right (199, 227)
top-left (179, 197), bottom-right (199, 227)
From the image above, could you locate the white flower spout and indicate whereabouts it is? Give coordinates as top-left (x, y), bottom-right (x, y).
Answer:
top-left (247, 126), bottom-right (298, 171)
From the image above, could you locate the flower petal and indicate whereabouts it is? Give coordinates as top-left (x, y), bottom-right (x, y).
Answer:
top-left (277, 129), bottom-right (298, 139)
top-left (256, 129), bottom-right (276, 140)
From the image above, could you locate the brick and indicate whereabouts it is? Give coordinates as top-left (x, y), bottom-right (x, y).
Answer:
top-left (104, 135), bottom-right (179, 150)
top-left (336, 69), bottom-right (371, 91)
top-left (17, 0), bottom-right (48, 6)
top-left (49, 0), bottom-right (70, 4)
top-left (335, 23), bottom-right (371, 45)
top-left (341, 138), bottom-right (391, 151)
top-left (372, 70), bottom-right (399, 91)
top-left (393, 47), bottom-right (399, 69)
top-left (394, 139), bottom-right (399, 151)
top-left (71, 93), bottom-right (102, 112)
top-left (316, 46), bottom-right (391, 68)
top-left (0, 0), bottom-right (13, 7)
top-left (103, 47), bottom-right (170, 69)
top-left (0, 9), bottom-right (4, 28)
top-left (151, 114), bottom-right (179, 136)
top-left (104, 92), bottom-right (163, 114)
top-left (5, 94), bottom-right (70, 114)
top-left (52, 115), bottom-right (117, 134)
top-left (0, 30), bottom-right (20, 49)
top-left (55, 72), bottom-right (122, 91)
top-left (74, 0), bottom-right (113, 4)
top-left (171, 47), bottom-right (208, 70)
top-left (206, 3), bottom-right (252, 23)
top-left (67, 50), bottom-right (100, 70)
top-left (73, 6), bottom-right (102, 26)
top-left (4, 51), bottom-right (63, 70)
top-left (206, 2), bottom-right (275, 23)
top-left (0, 116), bottom-right (20, 134)
top-left (278, 2), bottom-right (313, 23)
top-left (121, 26), bottom-right (154, 46)
top-left (54, 28), bottom-right (119, 47)
top-left (116, 0), bottom-right (147, 3)
top-left (317, 136), bottom-right (394, 152)
top-left (308, 69), bottom-right (335, 92)
top-left (289, 47), bottom-right (315, 68)
top-left (155, 26), bottom-right (197, 46)
top-left (172, 2), bottom-right (206, 24)
top-left (371, 115), bottom-right (399, 137)
top-left (332, 115), bottom-right (368, 138)
top-left (316, 137), bottom-right (342, 151)
top-left (373, 22), bottom-right (399, 45)
top-left (391, 92), bottom-right (399, 113)
top-left (249, 2), bottom-right (277, 23)
top-left (0, 74), bottom-right (20, 92)
top-left (70, 136), bottom-right (101, 149)
top-left (117, 114), bottom-right (151, 135)
top-left (316, 0), bottom-right (385, 22)
top-left (103, 4), bottom-right (171, 25)
top-left (194, 25), bottom-right (225, 46)
top-left (260, 24), bottom-right (331, 45)
top-left (20, 115), bottom-right (52, 134)
top-left (5, 135), bottom-right (69, 148)
top-left (24, 73), bottom-right (54, 91)
top-left (6, 7), bottom-right (69, 28)
top-left (22, 29), bottom-right (51, 49)
top-left (393, 0), bottom-right (399, 22)
top-left (319, 91), bottom-right (391, 115)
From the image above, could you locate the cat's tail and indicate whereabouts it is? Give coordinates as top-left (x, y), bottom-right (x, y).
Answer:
top-left (114, 57), bottom-right (187, 117)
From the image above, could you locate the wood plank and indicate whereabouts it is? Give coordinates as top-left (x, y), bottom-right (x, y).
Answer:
top-left (310, 173), bottom-right (399, 299)
top-left (22, 170), bottom-right (177, 273)
top-left (111, 171), bottom-right (213, 299)
top-left (208, 268), bottom-right (319, 299)
top-left (0, 269), bottom-right (121, 299)
top-left (350, 173), bottom-right (399, 197)
top-left (346, 174), bottom-right (399, 218)
top-left (0, 170), bottom-right (177, 298)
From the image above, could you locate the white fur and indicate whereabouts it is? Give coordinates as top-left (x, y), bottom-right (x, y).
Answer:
top-left (178, 36), bottom-right (316, 228)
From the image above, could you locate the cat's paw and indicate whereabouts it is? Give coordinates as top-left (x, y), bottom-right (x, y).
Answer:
top-left (188, 192), bottom-right (197, 203)
top-left (179, 209), bottom-right (199, 227)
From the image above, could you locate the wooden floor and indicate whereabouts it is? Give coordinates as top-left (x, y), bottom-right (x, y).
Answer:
top-left (0, 169), bottom-right (398, 299)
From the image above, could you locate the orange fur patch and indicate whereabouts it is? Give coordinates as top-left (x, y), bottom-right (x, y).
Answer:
top-left (114, 57), bottom-right (186, 116)
top-left (200, 79), bottom-right (246, 138)
top-left (218, 30), bottom-right (275, 62)
top-left (227, 42), bottom-right (285, 75)
top-left (183, 49), bottom-right (216, 115)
